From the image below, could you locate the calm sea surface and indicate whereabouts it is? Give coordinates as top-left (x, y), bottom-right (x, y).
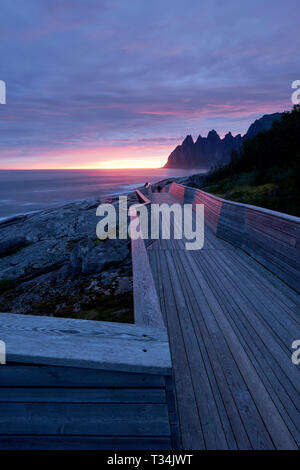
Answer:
top-left (0, 169), bottom-right (204, 221)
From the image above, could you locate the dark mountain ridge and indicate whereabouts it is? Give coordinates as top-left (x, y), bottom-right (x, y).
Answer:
top-left (164, 112), bottom-right (282, 169)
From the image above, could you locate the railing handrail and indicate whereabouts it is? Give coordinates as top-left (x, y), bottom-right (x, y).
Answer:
top-left (168, 181), bottom-right (300, 291)
top-left (0, 312), bottom-right (171, 374)
top-left (135, 188), bottom-right (151, 205)
top-left (172, 182), bottom-right (300, 223)
top-left (0, 183), bottom-right (170, 374)
top-left (130, 186), bottom-right (166, 329)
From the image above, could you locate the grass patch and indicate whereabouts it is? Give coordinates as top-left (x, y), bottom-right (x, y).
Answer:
top-left (203, 172), bottom-right (299, 215)
top-left (31, 291), bottom-right (134, 324)
top-left (74, 292), bottom-right (134, 323)
top-left (73, 307), bottom-right (133, 323)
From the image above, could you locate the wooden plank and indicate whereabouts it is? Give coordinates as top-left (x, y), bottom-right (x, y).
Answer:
top-left (0, 388), bottom-right (166, 403)
top-left (164, 250), bottom-right (229, 450)
top-left (242, 237), bottom-right (300, 291)
top-left (0, 436), bottom-right (172, 450)
top-left (177, 250), bottom-right (272, 450)
top-left (0, 364), bottom-right (166, 388)
top-left (197, 250), bottom-right (300, 446)
top-left (229, 252), bottom-right (300, 321)
top-left (130, 204), bottom-right (166, 328)
top-left (212, 251), bottom-right (297, 357)
top-left (225, 248), bottom-right (299, 311)
top-left (211, 249), bottom-right (300, 375)
top-left (246, 209), bottom-right (300, 238)
top-left (165, 376), bottom-right (181, 450)
top-left (247, 217), bottom-right (297, 246)
top-left (0, 313), bottom-right (171, 375)
top-left (224, 249), bottom-right (300, 334)
top-left (150, 254), bottom-right (181, 449)
top-left (217, 202), bottom-right (246, 247)
top-left (171, 250), bottom-right (250, 450)
top-left (184, 251), bottom-right (298, 450)
top-left (244, 227), bottom-right (300, 270)
top-left (201, 249), bottom-right (300, 397)
top-left (0, 403), bottom-right (170, 436)
top-left (154, 250), bottom-right (203, 450)
top-left (131, 231), bottom-right (165, 328)
top-left (147, 252), bottom-right (167, 325)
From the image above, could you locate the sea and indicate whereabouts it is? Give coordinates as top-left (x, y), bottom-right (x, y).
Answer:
top-left (0, 168), bottom-right (204, 221)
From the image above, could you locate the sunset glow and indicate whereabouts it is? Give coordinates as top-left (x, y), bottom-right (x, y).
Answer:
top-left (0, 145), bottom-right (170, 170)
top-left (81, 158), bottom-right (167, 170)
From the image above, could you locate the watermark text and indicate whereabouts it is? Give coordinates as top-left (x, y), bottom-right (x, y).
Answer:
top-left (291, 80), bottom-right (300, 105)
top-left (0, 80), bottom-right (6, 104)
top-left (0, 340), bottom-right (6, 364)
top-left (291, 340), bottom-right (300, 365)
top-left (96, 196), bottom-right (204, 251)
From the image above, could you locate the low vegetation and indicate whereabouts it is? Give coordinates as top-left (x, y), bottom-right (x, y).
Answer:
top-left (31, 291), bottom-right (134, 323)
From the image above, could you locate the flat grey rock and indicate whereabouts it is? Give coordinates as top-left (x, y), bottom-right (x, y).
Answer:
top-left (0, 197), bottom-right (136, 317)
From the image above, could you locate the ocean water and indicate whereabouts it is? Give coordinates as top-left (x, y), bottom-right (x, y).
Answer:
top-left (0, 168), bottom-right (204, 221)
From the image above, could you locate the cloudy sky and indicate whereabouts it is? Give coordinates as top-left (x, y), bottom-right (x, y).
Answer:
top-left (0, 0), bottom-right (298, 169)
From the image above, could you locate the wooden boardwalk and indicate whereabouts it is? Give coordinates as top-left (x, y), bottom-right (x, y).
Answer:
top-left (147, 192), bottom-right (300, 450)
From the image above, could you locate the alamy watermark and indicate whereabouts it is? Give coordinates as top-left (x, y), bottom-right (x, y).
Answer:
top-left (0, 340), bottom-right (6, 364)
top-left (291, 340), bottom-right (300, 365)
top-left (0, 80), bottom-right (6, 104)
top-left (291, 80), bottom-right (300, 105)
top-left (96, 196), bottom-right (204, 250)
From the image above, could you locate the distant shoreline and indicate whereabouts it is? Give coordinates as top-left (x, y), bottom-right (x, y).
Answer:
top-left (0, 168), bottom-right (200, 222)
top-left (0, 190), bottom-right (136, 226)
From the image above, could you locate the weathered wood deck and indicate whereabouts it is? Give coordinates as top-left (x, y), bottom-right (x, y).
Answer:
top-left (147, 191), bottom-right (300, 450)
top-left (0, 313), bottom-right (179, 449)
top-left (0, 183), bottom-right (299, 450)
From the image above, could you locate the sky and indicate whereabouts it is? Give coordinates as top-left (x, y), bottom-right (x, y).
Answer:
top-left (0, 0), bottom-right (299, 169)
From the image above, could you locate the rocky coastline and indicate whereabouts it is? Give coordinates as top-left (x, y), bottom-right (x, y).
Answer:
top-left (0, 193), bottom-right (138, 322)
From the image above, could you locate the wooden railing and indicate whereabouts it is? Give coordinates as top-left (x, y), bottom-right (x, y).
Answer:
top-left (136, 187), bottom-right (152, 204)
top-left (0, 186), bottom-right (178, 450)
top-left (169, 182), bottom-right (300, 292)
top-left (130, 188), bottom-right (165, 328)
top-left (0, 313), bottom-right (176, 449)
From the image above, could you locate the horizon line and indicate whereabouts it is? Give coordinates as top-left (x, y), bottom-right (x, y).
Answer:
top-left (0, 167), bottom-right (168, 171)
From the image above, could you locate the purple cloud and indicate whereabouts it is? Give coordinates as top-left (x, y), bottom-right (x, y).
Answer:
top-left (0, 0), bottom-right (298, 167)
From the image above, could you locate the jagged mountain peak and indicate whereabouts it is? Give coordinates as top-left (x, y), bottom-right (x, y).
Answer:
top-left (182, 134), bottom-right (194, 145)
top-left (224, 131), bottom-right (232, 138)
top-left (164, 112), bottom-right (283, 170)
top-left (207, 129), bottom-right (220, 138)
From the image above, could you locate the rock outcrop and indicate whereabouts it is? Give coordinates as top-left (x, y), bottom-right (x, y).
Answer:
top-left (164, 112), bottom-right (282, 169)
top-left (244, 113), bottom-right (282, 140)
top-left (165, 130), bottom-right (242, 169)
top-left (0, 196), bottom-right (136, 321)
